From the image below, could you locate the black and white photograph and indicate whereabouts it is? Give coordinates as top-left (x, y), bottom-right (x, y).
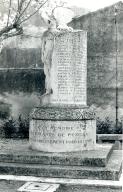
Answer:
top-left (0, 0), bottom-right (122, 191)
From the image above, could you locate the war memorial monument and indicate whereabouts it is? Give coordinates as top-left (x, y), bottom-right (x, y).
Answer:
top-left (28, 24), bottom-right (122, 181)
top-left (0, 8), bottom-right (122, 192)
top-left (29, 29), bottom-right (97, 153)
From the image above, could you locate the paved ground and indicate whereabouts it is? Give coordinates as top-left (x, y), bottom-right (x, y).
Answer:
top-left (0, 179), bottom-right (122, 192)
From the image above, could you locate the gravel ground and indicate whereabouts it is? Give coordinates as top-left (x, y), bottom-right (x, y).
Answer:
top-left (0, 139), bottom-right (29, 151)
top-left (0, 180), bottom-right (24, 192)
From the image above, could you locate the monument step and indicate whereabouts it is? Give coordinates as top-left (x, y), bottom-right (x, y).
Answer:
top-left (0, 144), bottom-right (113, 167)
top-left (0, 150), bottom-right (121, 181)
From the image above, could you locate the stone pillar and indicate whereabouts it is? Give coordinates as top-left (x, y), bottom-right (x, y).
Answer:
top-left (29, 30), bottom-right (96, 152)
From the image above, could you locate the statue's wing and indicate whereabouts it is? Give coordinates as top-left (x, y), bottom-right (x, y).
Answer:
top-left (53, 7), bottom-right (74, 25)
top-left (41, 10), bottom-right (50, 25)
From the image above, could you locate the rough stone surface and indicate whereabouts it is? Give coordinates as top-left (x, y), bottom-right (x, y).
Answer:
top-left (57, 185), bottom-right (122, 192)
top-left (97, 134), bottom-right (123, 141)
top-left (0, 150), bottom-right (121, 180)
top-left (0, 140), bottom-right (122, 181)
top-left (0, 143), bottom-right (113, 167)
top-left (30, 106), bottom-right (96, 120)
top-left (29, 118), bottom-right (96, 152)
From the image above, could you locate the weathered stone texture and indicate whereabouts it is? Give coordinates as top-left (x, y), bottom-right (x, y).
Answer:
top-left (30, 118), bottom-right (96, 152)
top-left (30, 106), bottom-right (95, 120)
top-left (0, 150), bottom-right (121, 180)
top-left (0, 143), bottom-right (113, 167)
top-left (40, 30), bottom-right (87, 106)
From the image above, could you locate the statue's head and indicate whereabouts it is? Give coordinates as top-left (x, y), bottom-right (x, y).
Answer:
top-left (41, 7), bottom-right (74, 31)
top-left (41, 10), bottom-right (57, 30)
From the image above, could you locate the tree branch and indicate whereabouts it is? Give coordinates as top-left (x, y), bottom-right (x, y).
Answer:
top-left (18, 0), bottom-right (25, 13)
top-left (19, 0), bottom-right (48, 24)
top-left (13, 0), bottom-right (26, 24)
top-left (4, 29), bottom-right (23, 39)
top-left (7, 0), bottom-right (12, 26)
top-left (0, 0), bottom-right (49, 44)
top-left (0, 19), bottom-right (23, 38)
top-left (18, 0), bottom-right (20, 9)
top-left (0, 24), bottom-right (14, 36)
top-left (16, 0), bottom-right (32, 22)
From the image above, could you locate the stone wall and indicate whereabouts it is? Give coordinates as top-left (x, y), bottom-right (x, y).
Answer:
top-left (0, 48), bottom-right (43, 68)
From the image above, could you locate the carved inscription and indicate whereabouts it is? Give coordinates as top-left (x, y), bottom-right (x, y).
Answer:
top-left (50, 31), bottom-right (87, 105)
top-left (30, 119), bottom-right (96, 152)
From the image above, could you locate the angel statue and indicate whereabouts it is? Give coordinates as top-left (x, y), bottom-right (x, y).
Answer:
top-left (41, 6), bottom-right (74, 98)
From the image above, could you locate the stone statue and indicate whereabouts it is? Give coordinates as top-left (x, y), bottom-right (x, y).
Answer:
top-left (41, 29), bottom-right (55, 96)
top-left (41, 7), bottom-right (74, 97)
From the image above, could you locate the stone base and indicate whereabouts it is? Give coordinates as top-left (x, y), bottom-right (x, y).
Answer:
top-left (29, 105), bottom-right (96, 152)
top-left (0, 148), bottom-right (122, 181)
top-left (0, 140), bottom-right (122, 181)
top-left (0, 144), bottom-right (113, 167)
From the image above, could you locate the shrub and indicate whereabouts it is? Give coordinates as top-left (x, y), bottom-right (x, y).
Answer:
top-left (2, 115), bottom-right (29, 139)
top-left (3, 117), bottom-right (17, 138)
top-left (96, 117), bottom-right (114, 134)
top-left (17, 115), bottom-right (29, 138)
top-left (97, 117), bottom-right (123, 134)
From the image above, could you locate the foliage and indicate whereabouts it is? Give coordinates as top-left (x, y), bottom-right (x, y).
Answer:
top-left (2, 117), bottom-right (17, 138)
top-left (96, 117), bottom-right (114, 134)
top-left (17, 115), bottom-right (29, 138)
top-left (2, 115), bottom-right (29, 138)
top-left (97, 117), bottom-right (123, 134)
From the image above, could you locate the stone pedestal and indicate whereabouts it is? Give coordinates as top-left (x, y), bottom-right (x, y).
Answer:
top-left (29, 30), bottom-right (96, 152)
top-left (29, 106), bottom-right (96, 152)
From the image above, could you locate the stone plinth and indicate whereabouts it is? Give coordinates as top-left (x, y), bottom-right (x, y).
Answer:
top-left (0, 140), bottom-right (122, 181)
top-left (29, 106), bottom-right (96, 152)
